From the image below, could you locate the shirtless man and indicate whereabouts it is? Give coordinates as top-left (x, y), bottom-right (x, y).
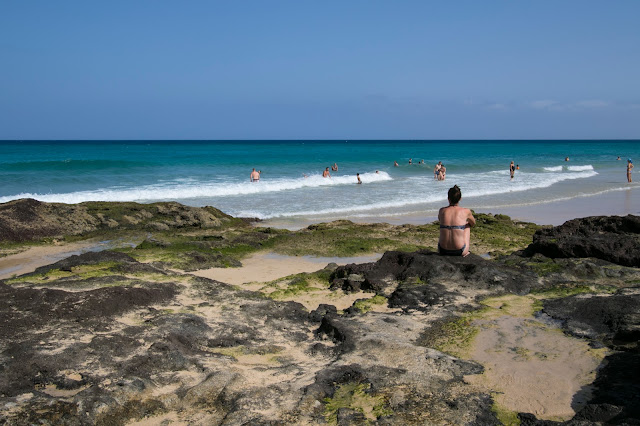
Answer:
top-left (438, 185), bottom-right (475, 257)
top-left (628, 159), bottom-right (634, 183)
top-left (250, 168), bottom-right (260, 182)
top-left (323, 167), bottom-right (331, 178)
top-left (434, 162), bottom-right (442, 180)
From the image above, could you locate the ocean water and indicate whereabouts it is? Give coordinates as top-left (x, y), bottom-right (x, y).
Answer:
top-left (1, 140), bottom-right (638, 226)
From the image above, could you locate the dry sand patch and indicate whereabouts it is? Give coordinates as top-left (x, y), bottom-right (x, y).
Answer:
top-left (191, 252), bottom-right (381, 285)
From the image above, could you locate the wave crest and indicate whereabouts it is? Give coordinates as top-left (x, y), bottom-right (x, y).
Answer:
top-left (0, 171), bottom-right (393, 204)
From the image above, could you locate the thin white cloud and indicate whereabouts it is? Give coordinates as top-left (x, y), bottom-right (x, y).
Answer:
top-left (530, 100), bottom-right (560, 110)
top-left (527, 99), bottom-right (619, 111)
top-left (486, 103), bottom-right (507, 110)
top-left (574, 100), bottom-right (610, 108)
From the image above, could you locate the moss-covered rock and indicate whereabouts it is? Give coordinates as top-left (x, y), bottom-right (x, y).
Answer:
top-left (0, 198), bottom-right (245, 243)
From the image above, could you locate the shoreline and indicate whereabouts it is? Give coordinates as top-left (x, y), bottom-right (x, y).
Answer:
top-left (474, 186), bottom-right (640, 226)
top-left (2, 189), bottom-right (637, 280)
top-left (261, 185), bottom-right (640, 229)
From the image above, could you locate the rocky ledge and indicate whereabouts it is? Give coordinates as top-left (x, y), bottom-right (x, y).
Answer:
top-left (524, 214), bottom-right (640, 267)
top-left (0, 212), bottom-right (639, 424)
top-left (0, 198), bottom-right (244, 242)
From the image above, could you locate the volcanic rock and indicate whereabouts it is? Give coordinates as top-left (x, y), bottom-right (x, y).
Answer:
top-left (524, 214), bottom-right (640, 267)
top-left (0, 198), bottom-right (239, 242)
top-left (331, 250), bottom-right (541, 301)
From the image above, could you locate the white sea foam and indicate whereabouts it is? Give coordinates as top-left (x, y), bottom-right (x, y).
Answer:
top-left (543, 164), bottom-right (594, 172)
top-left (237, 168), bottom-right (599, 219)
top-left (0, 171), bottom-right (393, 204)
top-left (567, 165), bottom-right (594, 171)
top-left (0, 167), bottom-right (601, 221)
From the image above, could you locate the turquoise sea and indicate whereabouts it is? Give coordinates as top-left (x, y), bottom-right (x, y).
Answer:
top-left (1, 140), bottom-right (638, 226)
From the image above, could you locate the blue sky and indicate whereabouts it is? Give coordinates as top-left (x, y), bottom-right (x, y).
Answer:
top-left (1, 1), bottom-right (639, 139)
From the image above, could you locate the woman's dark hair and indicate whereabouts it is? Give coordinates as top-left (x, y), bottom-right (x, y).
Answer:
top-left (448, 185), bottom-right (461, 205)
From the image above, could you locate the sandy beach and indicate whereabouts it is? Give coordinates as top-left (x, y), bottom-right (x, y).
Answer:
top-left (476, 186), bottom-right (640, 226)
top-left (1, 197), bottom-right (638, 424)
top-left (192, 252), bottom-right (382, 286)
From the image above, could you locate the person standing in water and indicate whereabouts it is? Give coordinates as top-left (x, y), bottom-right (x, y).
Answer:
top-left (510, 161), bottom-right (515, 180)
top-left (434, 162), bottom-right (442, 180)
top-left (628, 159), bottom-right (634, 183)
top-left (356, 173), bottom-right (362, 184)
top-left (250, 168), bottom-right (260, 182)
top-left (323, 167), bottom-right (331, 178)
top-left (438, 185), bottom-right (475, 257)
top-left (439, 165), bottom-right (446, 181)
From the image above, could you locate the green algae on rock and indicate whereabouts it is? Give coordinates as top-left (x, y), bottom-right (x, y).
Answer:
top-left (1, 200), bottom-right (544, 272)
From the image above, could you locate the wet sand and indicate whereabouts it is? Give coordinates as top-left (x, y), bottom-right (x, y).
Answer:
top-left (463, 295), bottom-right (607, 421)
top-left (0, 241), bottom-right (102, 280)
top-left (262, 186), bottom-right (640, 229)
top-left (0, 238), bottom-right (140, 280)
top-left (475, 186), bottom-right (640, 226)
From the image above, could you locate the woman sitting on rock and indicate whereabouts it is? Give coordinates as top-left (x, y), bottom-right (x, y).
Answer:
top-left (438, 185), bottom-right (475, 257)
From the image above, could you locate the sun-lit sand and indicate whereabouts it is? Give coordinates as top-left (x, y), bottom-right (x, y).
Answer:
top-left (191, 252), bottom-right (381, 286)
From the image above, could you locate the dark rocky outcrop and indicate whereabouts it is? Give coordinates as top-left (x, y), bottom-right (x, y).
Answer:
top-left (524, 214), bottom-right (640, 267)
top-left (0, 198), bottom-right (240, 242)
top-left (542, 288), bottom-right (640, 347)
top-left (331, 250), bottom-right (541, 299)
top-left (309, 303), bottom-right (338, 322)
top-left (0, 281), bottom-right (179, 338)
top-left (29, 250), bottom-right (158, 275)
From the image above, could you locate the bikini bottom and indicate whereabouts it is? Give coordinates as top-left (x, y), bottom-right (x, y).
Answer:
top-left (438, 243), bottom-right (466, 256)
